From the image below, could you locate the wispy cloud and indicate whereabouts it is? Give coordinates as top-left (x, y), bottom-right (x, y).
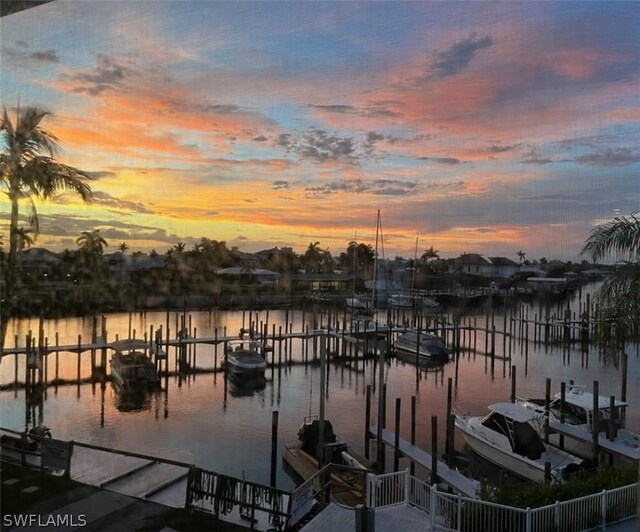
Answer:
top-left (419, 156), bottom-right (461, 165)
top-left (65, 54), bottom-right (129, 95)
top-left (429, 33), bottom-right (494, 79)
top-left (3, 45), bottom-right (60, 66)
top-left (575, 148), bottom-right (640, 167)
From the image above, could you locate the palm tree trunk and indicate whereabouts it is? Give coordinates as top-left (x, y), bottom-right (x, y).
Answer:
top-left (1, 193), bottom-right (20, 350)
top-left (8, 193), bottom-right (19, 270)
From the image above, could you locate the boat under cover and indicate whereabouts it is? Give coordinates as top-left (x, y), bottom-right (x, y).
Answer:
top-left (394, 330), bottom-right (451, 361)
top-left (224, 342), bottom-right (267, 376)
top-left (110, 350), bottom-right (159, 389)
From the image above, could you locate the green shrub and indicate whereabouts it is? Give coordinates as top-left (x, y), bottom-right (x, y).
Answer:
top-left (489, 467), bottom-right (637, 508)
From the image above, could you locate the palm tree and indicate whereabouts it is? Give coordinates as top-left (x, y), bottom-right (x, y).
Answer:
top-left (1, 106), bottom-right (93, 273)
top-left (303, 241), bottom-right (322, 273)
top-left (14, 227), bottom-right (35, 250)
top-left (320, 247), bottom-right (335, 273)
top-left (421, 246), bottom-right (440, 263)
top-left (516, 250), bottom-right (526, 265)
top-left (76, 230), bottom-right (108, 277)
top-left (117, 242), bottom-right (128, 282)
top-left (582, 213), bottom-right (640, 345)
top-left (584, 213), bottom-right (640, 506)
top-left (420, 246), bottom-right (440, 273)
top-left (77, 229), bottom-right (107, 256)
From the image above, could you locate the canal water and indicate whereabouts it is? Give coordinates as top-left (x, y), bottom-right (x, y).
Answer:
top-left (1, 287), bottom-right (638, 491)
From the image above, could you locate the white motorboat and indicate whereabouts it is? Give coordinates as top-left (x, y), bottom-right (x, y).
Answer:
top-left (394, 330), bottom-right (451, 361)
top-left (455, 403), bottom-right (584, 483)
top-left (224, 341), bottom-right (267, 377)
top-left (517, 385), bottom-right (640, 463)
top-left (389, 293), bottom-right (413, 309)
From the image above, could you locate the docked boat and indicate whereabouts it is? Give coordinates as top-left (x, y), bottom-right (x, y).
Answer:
top-left (394, 329), bottom-right (451, 361)
top-left (389, 293), bottom-right (414, 309)
top-left (455, 403), bottom-right (584, 483)
top-left (346, 295), bottom-right (372, 314)
top-left (350, 314), bottom-right (386, 340)
top-left (224, 341), bottom-right (267, 377)
top-left (517, 385), bottom-right (640, 464)
top-left (110, 342), bottom-right (160, 390)
top-left (283, 417), bottom-right (372, 506)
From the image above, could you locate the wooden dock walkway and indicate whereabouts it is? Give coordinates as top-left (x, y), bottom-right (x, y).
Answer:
top-left (548, 421), bottom-right (640, 461)
top-left (0, 323), bottom-right (404, 358)
top-left (369, 426), bottom-right (479, 498)
top-left (0, 429), bottom-right (288, 530)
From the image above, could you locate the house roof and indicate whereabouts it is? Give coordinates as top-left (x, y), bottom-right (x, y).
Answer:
top-left (488, 256), bottom-right (518, 267)
top-left (455, 254), bottom-right (518, 267)
top-left (287, 272), bottom-right (351, 281)
top-left (106, 253), bottom-right (166, 271)
top-left (16, 247), bottom-right (61, 265)
top-left (455, 253), bottom-right (492, 265)
top-left (217, 267), bottom-right (279, 277)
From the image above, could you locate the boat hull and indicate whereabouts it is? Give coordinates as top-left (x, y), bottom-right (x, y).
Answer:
top-left (457, 422), bottom-right (548, 482)
top-left (224, 348), bottom-right (267, 377)
top-left (455, 414), bottom-right (582, 483)
top-left (394, 331), bottom-right (450, 361)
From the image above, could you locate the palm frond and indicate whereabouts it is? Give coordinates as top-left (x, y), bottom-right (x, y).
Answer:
top-left (26, 196), bottom-right (40, 236)
top-left (592, 262), bottom-right (640, 344)
top-left (22, 156), bottom-right (93, 201)
top-left (581, 213), bottom-right (640, 262)
top-left (1, 107), bottom-right (16, 140)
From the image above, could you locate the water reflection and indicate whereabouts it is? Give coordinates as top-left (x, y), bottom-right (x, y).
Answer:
top-left (0, 295), bottom-right (638, 489)
top-left (227, 373), bottom-right (267, 398)
top-left (112, 382), bottom-right (153, 413)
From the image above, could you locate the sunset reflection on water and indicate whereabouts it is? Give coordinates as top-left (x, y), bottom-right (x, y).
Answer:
top-left (1, 306), bottom-right (638, 489)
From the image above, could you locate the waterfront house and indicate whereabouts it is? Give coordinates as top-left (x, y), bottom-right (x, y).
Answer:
top-left (280, 272), bottom-right (352, 292)
top-left (454, 253), bottom-right (519, 278)
top-left (16, 247), bottom-right (61, 278)
top-left (216, 266), bottom-right (280, 285)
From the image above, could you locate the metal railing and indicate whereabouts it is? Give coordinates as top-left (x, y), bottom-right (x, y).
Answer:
top-left (366, 469), bottom-right (638, 532)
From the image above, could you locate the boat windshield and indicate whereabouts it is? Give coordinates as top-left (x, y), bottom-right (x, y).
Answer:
top-left (482, 413), bottom-right (545, 459)
top-left (513, 421), bottom-right (545, 460)
top-left (549, 400), bottom-right (587, 425)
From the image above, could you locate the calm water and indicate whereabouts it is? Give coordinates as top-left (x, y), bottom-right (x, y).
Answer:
top-left (1, 290), bottom-right (638, 490)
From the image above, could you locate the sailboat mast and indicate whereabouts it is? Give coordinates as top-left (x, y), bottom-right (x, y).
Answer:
top-left (352, 231), bottom-right (357, 300)
top-left (375, 209), bottom-right (385, 472)
top-left (412, 237), bottom-right (418, 295)
top-left (372, 210), bottom-right (380, 310)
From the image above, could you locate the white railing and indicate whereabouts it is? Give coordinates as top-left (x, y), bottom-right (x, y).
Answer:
top-left (366, 469), bottom-right (638, 532)
top-left (408, 474), bottom-right (432, 513)
top-left (366, 470), bottom-right (408, 508)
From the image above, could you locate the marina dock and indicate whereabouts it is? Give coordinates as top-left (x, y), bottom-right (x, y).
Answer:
top-left (548, 420), bottom-right (640, 461)
top-left (0, 427), bottom-right (288, 531)
top-left (369, 425), bottom-right (480, 498)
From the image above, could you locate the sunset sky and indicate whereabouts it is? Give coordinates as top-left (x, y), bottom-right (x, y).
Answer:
top-left (1, 1), bottom-right (639, 260)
